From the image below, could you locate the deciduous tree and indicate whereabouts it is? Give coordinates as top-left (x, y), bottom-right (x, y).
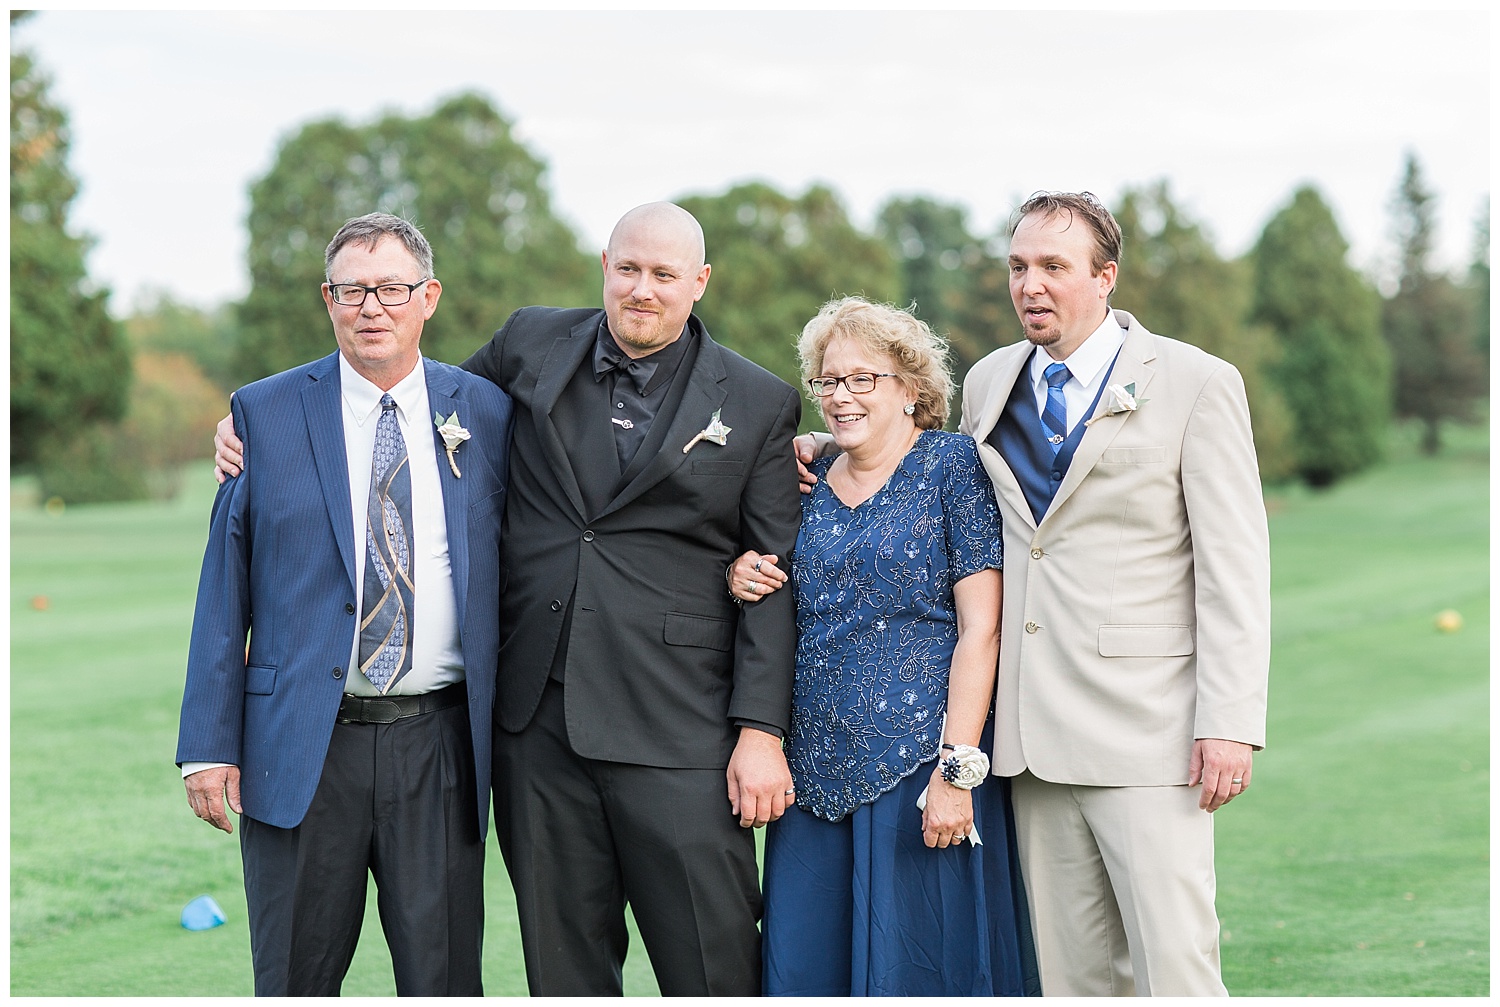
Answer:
top-left (677, 183), bottom-right (901, 411)
top-left (236, 92), bottom-right (596, 379)
top-left (875, 196), bottom-right (1011, 385)
top-left (125, 290), bottom-right (238, 392)
top-left (1113, 182), bottom-right (1294, 481)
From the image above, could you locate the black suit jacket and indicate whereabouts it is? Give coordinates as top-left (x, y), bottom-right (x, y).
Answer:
top-left (464, 307), bottom-right (801, 769)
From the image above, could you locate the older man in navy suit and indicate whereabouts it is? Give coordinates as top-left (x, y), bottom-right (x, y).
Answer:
top-left (177, 213), bottom-right (512, 996)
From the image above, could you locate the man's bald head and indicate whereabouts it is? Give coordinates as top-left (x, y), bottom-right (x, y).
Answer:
top-left (600, 202), bottom-right (712, 357)
top-left (607, 202), bottom-right (707, 273)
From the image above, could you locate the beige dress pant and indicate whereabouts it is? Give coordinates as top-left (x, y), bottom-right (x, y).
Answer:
top-left (1010, 771), bottom-right (1227, 997)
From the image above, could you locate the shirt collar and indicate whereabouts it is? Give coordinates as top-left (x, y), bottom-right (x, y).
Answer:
top-left (595, 318), bottom-right (694, 395)
top-left (340, 353), bottom-right (426, 426)
top-left (1029, 310), bottom-right (1125, 391)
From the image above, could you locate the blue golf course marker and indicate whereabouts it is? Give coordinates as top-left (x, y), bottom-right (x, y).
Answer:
top-left (180, 894), bottom-right (227, 931)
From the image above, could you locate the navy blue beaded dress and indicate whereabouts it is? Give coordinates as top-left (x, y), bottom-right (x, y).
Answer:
top-left (761, 430), bottom-right (1038, 996)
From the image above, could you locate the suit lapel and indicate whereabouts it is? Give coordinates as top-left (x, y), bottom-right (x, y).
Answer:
top-left (973, 343), bottom-right (1038, 532)
top-left (597, 328), bottom-right (728, 520)
top-left (301, 353), bottom-right (357, 590)
top-left (426, 360), bottom-right (469, 623)
top-left (530, 314), bottom-right (601, 521)
top-left (1043, 312), bottom-right (1157, 524)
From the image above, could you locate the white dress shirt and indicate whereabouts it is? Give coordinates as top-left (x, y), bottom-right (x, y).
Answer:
top-left (339, 354), bottom-right (463, 697)
top-left (1028, 311), bottom-right (1126, 434)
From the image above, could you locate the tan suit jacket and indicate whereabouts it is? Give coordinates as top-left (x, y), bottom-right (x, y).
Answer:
top-left (961, 310), bottom-right (1270, 786)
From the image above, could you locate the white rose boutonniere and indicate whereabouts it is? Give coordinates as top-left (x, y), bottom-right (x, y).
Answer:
top-left (1085, 381), bottom-right (1149, 427)
top-left (682, 408), bottom-right (732, 454)
top-left (434, 411), bottom-right (471, 477)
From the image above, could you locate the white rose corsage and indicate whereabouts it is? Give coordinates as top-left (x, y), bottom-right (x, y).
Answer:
top-left (916, 744), bottom-right (990, 846)
top-left (938, 743), bottom-right (990, 789)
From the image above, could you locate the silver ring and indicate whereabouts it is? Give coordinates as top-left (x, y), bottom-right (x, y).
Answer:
top-left (784, 789), bottom-right (796, 796)
top-left (1231, 778), bottom-right (1244, 784)
top-left (754, 559), bottom-right (762, 573)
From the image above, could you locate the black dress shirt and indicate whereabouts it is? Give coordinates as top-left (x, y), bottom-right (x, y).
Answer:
top-left (593, 321), bottom-right (694, 470)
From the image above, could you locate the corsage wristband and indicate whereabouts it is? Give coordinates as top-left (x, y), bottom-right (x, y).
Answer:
top-left (938, 743), bottom-right (990, 790)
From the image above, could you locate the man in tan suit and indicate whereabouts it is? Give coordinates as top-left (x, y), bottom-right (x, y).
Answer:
top-left (959, 192), bottom-right (1270, 996)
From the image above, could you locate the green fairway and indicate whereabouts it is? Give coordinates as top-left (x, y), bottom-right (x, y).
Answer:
top-left (9, 423), bottom-right (1489, 996)
top-left (6, 466), bottom-right (654, 996)
top-left (1215, 421), bottom-right (1489, 996)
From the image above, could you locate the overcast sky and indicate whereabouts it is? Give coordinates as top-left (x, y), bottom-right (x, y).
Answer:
top-left (12, 9), bottom-right (1491, 313)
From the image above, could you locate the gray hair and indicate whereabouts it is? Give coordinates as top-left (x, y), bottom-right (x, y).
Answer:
top-left (324, 212), bottom-right (434, 280)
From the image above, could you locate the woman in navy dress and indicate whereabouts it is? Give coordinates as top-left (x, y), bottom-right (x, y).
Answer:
top-left (730, 297), bottom-right (1037, 996)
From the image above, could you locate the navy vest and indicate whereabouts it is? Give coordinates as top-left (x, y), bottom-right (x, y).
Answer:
top-left (987, 354), bottom-right (1116, 525)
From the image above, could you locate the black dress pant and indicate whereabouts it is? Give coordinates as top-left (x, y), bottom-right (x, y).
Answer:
top-left (492, 679), bottom-right (762, 995)
top-left (240, 701), bottom-right (484, 996)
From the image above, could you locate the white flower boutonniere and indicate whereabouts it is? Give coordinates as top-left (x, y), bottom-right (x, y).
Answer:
top-left (682, 408), bottom-right (732, 454)
top-left (1085, 381), bottom-right (1149, 427)
top-left (434, 411), bottom-right (471, 477)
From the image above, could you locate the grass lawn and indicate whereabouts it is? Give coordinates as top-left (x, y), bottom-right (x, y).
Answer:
top-left (9, 421), bottom-right (1489, 996)
top-left (1214, 421), bottom-right (1489, 996)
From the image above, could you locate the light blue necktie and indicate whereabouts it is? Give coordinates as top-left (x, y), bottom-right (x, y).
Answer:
top-left (1042, 362), bottom-right (1071, 454)
top-left (358, 394), bottom-right (414, 694)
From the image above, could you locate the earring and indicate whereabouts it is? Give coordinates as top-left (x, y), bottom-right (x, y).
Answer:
top-left (903, 403), bottom-right (916, 416)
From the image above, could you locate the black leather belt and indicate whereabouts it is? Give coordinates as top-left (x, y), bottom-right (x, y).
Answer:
top-left (337, 682), bottom-right (466, 725)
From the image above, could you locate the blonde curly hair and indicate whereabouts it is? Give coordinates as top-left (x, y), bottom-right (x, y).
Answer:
top-left (797, 296), bottom-right (953, 430)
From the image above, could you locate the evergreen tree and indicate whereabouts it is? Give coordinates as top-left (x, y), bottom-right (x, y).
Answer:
top-left (1249, 186), bottom-right (1390, 487)
top-left (677, 182), bottom-right (901, 415)
top-left (875, 196), bottom-right (1011, 384)
top-left (236, 92), bottom-right (596, 380)
top-left (1467, 198), bottom-right (1489, 375)
top-left (10, 12), bottom-right (131, 468)
top-left (1113, 182), bottom-right (1294, 481)
top-left (1381, 153), bottom-right (1484, 454)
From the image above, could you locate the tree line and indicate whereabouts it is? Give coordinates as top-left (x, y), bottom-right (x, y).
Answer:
top-left (11, 50), bottom-right (1489, 502)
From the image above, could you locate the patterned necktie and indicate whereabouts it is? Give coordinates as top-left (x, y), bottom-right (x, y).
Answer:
top-left (358, 394), bottom-right (414, 694)
top-left (1043, 362), bottom-right (1071, 453)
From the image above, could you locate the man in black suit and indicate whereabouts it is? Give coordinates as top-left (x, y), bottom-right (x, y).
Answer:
top-left (218, 203), bottom-right (801, 994)
top-left (462, 202), bottom-right (801, 994)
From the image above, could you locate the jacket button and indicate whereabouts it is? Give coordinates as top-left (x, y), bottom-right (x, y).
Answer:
top-left (1024, 621), bottom-right (1039, 634)
top-left (332, 666), bottom-right (344, 679)
top-left (1030, 548), bottom-right (1043, 560)
top-left (550, 599), bottom-right (563, 612)
top-left (345, 603), bottom-right (356, 615)
top-left (582, 529), bottom-right (595, 542)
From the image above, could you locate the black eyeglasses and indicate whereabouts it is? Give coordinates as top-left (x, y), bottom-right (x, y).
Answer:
top-left (808, 372), bottom-right (899, 396)
top-left (326, 280), bottom-right (430, 307)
